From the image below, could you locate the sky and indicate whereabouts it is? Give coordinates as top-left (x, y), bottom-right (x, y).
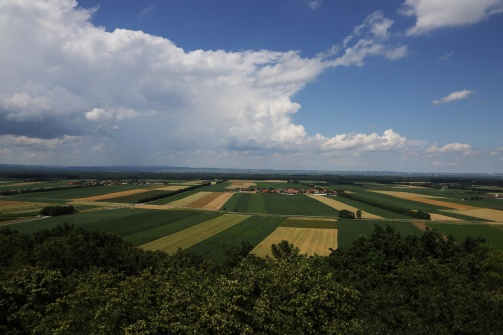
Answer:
top-left (0, 0), bottom-right (502, 173)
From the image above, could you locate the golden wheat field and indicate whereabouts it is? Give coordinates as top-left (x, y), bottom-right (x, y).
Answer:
top-left (251, 226), bottom-right (338, 257)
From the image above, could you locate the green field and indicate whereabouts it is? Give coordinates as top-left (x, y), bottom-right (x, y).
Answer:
top-left (187, 216), bottom-right (285, 263)
top-left (261, 193), bottom-right (339, 216)
top-left (7, 208), bottom-right (218, 236)
top-left (427, 223), bottom-right (503, 250)
top-left (225, 192), bottom-right (339, 216)
top-left (337, 219), bottom-right (423, 249)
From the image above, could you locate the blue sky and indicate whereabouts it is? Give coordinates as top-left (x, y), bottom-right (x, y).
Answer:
top-left (0, 0), bottom-right (502, 173)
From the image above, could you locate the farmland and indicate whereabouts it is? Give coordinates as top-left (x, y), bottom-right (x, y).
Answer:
top-left (2, 175), bottom-right (503, 260)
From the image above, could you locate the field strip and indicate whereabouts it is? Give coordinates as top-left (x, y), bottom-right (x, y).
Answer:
top-left (262, 180), bottom-right (287, 183)
top-left (288, 217), bottom-right (337, 221)
top-left (251, 227), bottom-right (337, 257)
top-left (168, 192), bottom-right (212, 207)
top-left (74, 187), bottom-right (161, 201)
top-left (441, 208), bottom-right (503, 222)
top-left (67, 201), bottom-right (130, 208)
top-left (370, 191), bottom-right (475, 210)
top-left (0, 200), bottom-right (55, 212)
top-left (181, 180), bottom-right (207, 185)
top-left (203, 192), bottom-right (234, 210)
top-left (139, 214), bottom-right (248, 253)
top-left (429, 213), bottom-right (462, 221)
top-left (306, 194), bottom-right (382, 219)
top-left (186, 192), bottom-right (224, 209)
top-left (226, 180), bottom-right (257, 189)
top-left (155, 185), bottom-right (185, 191)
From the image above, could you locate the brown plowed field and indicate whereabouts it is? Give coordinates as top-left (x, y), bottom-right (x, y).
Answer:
top-left (251, 227), bottom-right (337, 257)
top-left (186, 192), bottom-right (224, 208)
top-left (202, 192), bottom-right (234, 210)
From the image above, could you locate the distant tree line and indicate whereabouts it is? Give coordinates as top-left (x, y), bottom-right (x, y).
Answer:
top-left (0, 224), bottom-right (501, 334)
top-left (339, 191), bottom-right (431, 220)
top-left (0, 184), bottom-right (101, 196)
top-left (39, 205), bottom-right (76, 217)
top-left (137, 182), bottom-right (212, 203)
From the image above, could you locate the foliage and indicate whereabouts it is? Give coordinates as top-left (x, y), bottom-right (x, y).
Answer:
top-left (39, 205), bottom-right (76, 217)
top-left (0, 224), bottom-right (502, 334)
top-left (339, 209), bottom-right (356, 219)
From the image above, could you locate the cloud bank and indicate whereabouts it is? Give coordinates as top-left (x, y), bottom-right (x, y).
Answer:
top-left (0, 0), bottom-right (494, 172)
top-left (0, 0), bottom-right (414, 168)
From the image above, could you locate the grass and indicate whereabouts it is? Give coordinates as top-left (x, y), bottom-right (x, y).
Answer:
top-left (427, 223), bottom-right (503, 250)
top-left (329, 196), bottom-right (410, 219)
top-left (6, 208), bottom-right (214, 235)
top-left (139, 214), bottom-right (248, 253)
top-left (337, 219), bottom-right (423, 249)
top-left (124, 211), bottom-right (221, 246)
top-left (187, 216), bottom-right (285, 264)
top-left (262, 193), bottom-right (339, 216)
top-left (246, 194), bottom-right (267, 213)
top-left (223, 193), bottom-right (250, 212)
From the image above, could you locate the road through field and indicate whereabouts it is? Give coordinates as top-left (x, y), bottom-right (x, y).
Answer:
top-left (139, 214), bottom-right (248, 253)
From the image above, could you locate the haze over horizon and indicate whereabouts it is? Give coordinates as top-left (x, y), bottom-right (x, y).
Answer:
top-left (1, 0), bottom-right (502, 173)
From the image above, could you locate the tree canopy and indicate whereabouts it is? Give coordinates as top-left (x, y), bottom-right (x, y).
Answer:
top-left (0, 224), bottom-right (502, 334)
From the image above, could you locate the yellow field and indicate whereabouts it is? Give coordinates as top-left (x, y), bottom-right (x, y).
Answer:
top-left (226, 180), bottom-right (257, 189)
top-left (75, 187), bottom-right (159, 201)
top-left (168, 192), bottom-right (212, 207)
top-left (202, 192), bottom-right (234, 210)
top-left (306, 194), bottom-right (382, 219)
top-left (429, 213), bottom-right (462, 221)
top-left (252, 227), bottom-right (337, 257)
top-left (155, 185), bottom-right (184, 191)
top-left (139, 214), bottom-right (248, 253)
top-left (441, 208), bottom-right (503, 222)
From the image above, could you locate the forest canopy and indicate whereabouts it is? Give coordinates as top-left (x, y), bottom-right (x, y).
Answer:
top-left (0, 224), bottom-right (502, 334)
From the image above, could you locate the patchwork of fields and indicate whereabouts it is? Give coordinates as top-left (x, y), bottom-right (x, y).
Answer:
top-left (2, 178), bottom-right (503, 262)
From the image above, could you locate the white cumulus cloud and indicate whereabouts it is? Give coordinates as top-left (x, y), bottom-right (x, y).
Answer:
top-left (401, 0), bottom-right (503, 35)
top-left (0, 0), bottom-right (411, 167)
top-left (433, 89), bottom-right (473, 105)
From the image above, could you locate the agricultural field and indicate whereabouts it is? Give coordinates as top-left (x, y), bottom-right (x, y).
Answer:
top-left (187, 216), bottom-right (285, 263)
top-left (3, 178), bottom-right (503, 261)
top-left (252, 224), bottom-right (338, 257)
top-left (139, 214), bottom-right (248, 253)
